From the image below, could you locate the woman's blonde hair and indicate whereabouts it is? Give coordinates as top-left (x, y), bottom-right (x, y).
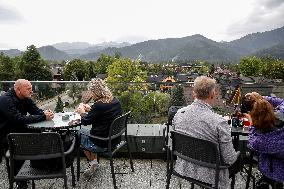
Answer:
top-left (88, 78), bottom-right (113, 103)
top-left (193, 76), bottom-right (216, 100)
top-left (250, 99), bottom-right (275, 131)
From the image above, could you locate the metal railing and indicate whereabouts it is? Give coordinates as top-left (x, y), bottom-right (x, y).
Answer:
top-left (1, 80), bottom-right (284, 124)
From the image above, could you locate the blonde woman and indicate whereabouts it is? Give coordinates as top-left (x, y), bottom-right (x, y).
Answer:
top-left (76, 78), bottom-right (122, 177)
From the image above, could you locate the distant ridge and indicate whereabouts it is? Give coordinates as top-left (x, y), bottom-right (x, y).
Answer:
top-left (37, 46), bottom-right (70, 61)
top-left (0, 49), bottom-right (22, 57)
top-left (52, 42), bottom-right (92, 50)
top-left (224, 26), bottom-right (284, 56)
top-left (253, 43), bottom-right (284, 60)
top-left (1, 26), bottom-right (284, 63)
top-left (80, 26), bottom-right (284, 63)
top-left (52, 41), bottom-right (131, 55)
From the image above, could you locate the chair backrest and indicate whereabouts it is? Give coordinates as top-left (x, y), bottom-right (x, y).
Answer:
top-left (109, 111), bottom-right (131, 140)
top-left (7, 132), bottom-right (65, 160)
top-left (168, 106), bottom-right (185, 125)
top-left (171, 130), bottom-right (221, 169)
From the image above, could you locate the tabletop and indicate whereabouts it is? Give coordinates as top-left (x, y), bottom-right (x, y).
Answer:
top-left (231, 126), bottom-right (249, 136)
top-left (27, 112), bottom-right (81, 130)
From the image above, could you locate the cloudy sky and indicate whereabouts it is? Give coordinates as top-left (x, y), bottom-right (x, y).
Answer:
top-left (1, 0), bottom-right (284, 50)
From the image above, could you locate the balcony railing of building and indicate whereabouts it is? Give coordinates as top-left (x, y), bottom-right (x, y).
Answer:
top-left (1, 80), bottom-right (284, 124)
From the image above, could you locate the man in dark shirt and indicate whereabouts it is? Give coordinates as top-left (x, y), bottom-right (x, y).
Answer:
top-left (0, 79), bottom-right (54, 189)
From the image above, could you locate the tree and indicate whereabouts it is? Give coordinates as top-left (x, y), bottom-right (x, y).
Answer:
top-left (63, 59), bottom-right (88, 81)
top-left (0, 52), bottom-right (15, 81)
top-left (119, 90), bottom-right (170, 123)
top-left (54, 96), bottom-right (64, 113)
top-left (239, 56), bottom-right (263, 76)
top-left (261, 57), bottom-right (284, 79)
top-left (227, 63), bottom-right (240, 73)
top-left (170, 85), bottom-right (186, 106)
top-left (147, 63), bottom-right (163, 74)
top-left (106, 58), bottom-right (147, 94)
top-left (86, 61), bottom-right (96, 79)
top-left (93, 54), bottom-right (116, 75)
top-left (19, 45), bottom-right (53, 81)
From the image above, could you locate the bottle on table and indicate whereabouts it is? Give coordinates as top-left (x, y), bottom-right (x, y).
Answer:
top-left (231, 106), bottom-right (243, 127)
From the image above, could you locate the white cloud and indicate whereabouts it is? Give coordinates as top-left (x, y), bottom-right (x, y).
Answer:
top-left (0, 0), bottom-right (283, 49)
top-left (226, 0), bottom-right (284, 40)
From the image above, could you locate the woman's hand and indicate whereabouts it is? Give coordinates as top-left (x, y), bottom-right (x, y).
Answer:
top-left (81, 103), bottom-right (91, 112)
top-left (242, 113), bottom-right (252, 125)
top-left (75, 104), bottom-right (86, 114)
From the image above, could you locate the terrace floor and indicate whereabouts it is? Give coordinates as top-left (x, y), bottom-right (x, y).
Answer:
top-left (0, 157), bottom-right (256, 189)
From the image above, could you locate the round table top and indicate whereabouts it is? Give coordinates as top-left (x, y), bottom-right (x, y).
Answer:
top-left (27, 112), bottom-right (81, 130)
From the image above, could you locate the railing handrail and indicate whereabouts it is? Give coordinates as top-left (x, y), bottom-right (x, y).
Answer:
top-left (0, 80), bottom-right (194, 85)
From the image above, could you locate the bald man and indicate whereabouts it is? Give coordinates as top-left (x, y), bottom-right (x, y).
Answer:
top-left (0, 79), bottom-right (53, 189)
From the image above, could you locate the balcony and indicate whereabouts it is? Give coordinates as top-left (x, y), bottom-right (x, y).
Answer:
top-left (1, 80), bottom-right (282, 188)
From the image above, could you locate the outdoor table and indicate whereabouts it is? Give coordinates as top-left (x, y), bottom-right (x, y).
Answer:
top-left (27, 112), bottom-right (81, 131)
top-left (231, 126), bottom-right (249, 151)
top-left (27, 112), bottom-right (81, 180)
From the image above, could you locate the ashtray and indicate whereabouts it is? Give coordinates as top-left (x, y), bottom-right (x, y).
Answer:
top-left (62, 114), bottom-right (70, 120)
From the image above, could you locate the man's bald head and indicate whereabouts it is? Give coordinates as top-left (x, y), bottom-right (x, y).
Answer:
top-left (14, 79), bottom-right (33, 99)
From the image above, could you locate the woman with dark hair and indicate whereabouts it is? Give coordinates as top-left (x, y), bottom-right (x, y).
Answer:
top-left (244, 99), bottom-right (284, 188)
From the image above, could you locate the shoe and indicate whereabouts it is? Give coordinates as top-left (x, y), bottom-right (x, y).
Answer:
top-left (15, 181), bottom-right (28, 189)
top-left (83, 163), bottom-right (97, 177)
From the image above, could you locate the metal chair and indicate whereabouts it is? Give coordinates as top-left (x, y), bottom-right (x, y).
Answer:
top-left (166, 130), bottom-right (234, 189)
top-left (78, 111), bottom-right (134, 189)
top-left (6, 132), bottom-right (76, 189)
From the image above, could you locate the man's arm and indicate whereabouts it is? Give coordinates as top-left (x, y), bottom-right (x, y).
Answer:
top-left (26, 99), bottom-right (44, 115)
top-left (217, 119), bottom-right (238, 165)
top-left (0, 97), bottom-right (45, 124)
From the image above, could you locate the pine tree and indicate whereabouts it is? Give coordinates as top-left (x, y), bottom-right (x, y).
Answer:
top-left (170, 85), bottom-right (185, 106)
top-left (54, 96), bottom-right (64, 113)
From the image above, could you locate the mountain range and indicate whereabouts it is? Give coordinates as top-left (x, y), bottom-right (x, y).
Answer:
top-left (1, 26), bottom-right (284, 63)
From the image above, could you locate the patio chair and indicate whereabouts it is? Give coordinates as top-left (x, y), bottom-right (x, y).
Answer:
top-left (6, 132), bottom-right (76, 189)
top-left (78, 111), bottom-right (134, 189)
top-left (166, 130), bottom-right (236, 189)
top-left (165, 106), bottom-right (185, 151)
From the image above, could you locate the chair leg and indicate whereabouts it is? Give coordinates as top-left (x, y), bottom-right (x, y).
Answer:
top-left (63, 175), bottom-right (68, 189)
top-left (9, 182), bottom-right (13, 189)
top-left (32, 180), bottom-right (35, 189)
top-left (231, 175), bottom-right (235, 189)
top-left (71, 164), bottom-right (75, 187)
top-left (166, 170), bottom-right (172, 189)
top-left (245, 152), bottom-right (254, 189)
top-left (76, 135), bottom-right (81, 181)
top-left (166, 151), bottom-right (173, 189)
top-left (76, 150), bottom-right (80, 180)
top-left (126, 142), bottom-right (134, 172)
top-left (110, 157), bottom-right (117, 189)
top-left (166, 146), bottom-right (170, 178)
top-left (8, 168), bottom-right (13, 189)
top-left (6, 157), bottom-right (13, 189)
top-left (5, 156), bottom-right (10, 180)
top-left (252, 177), bottom-right (256, 189)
